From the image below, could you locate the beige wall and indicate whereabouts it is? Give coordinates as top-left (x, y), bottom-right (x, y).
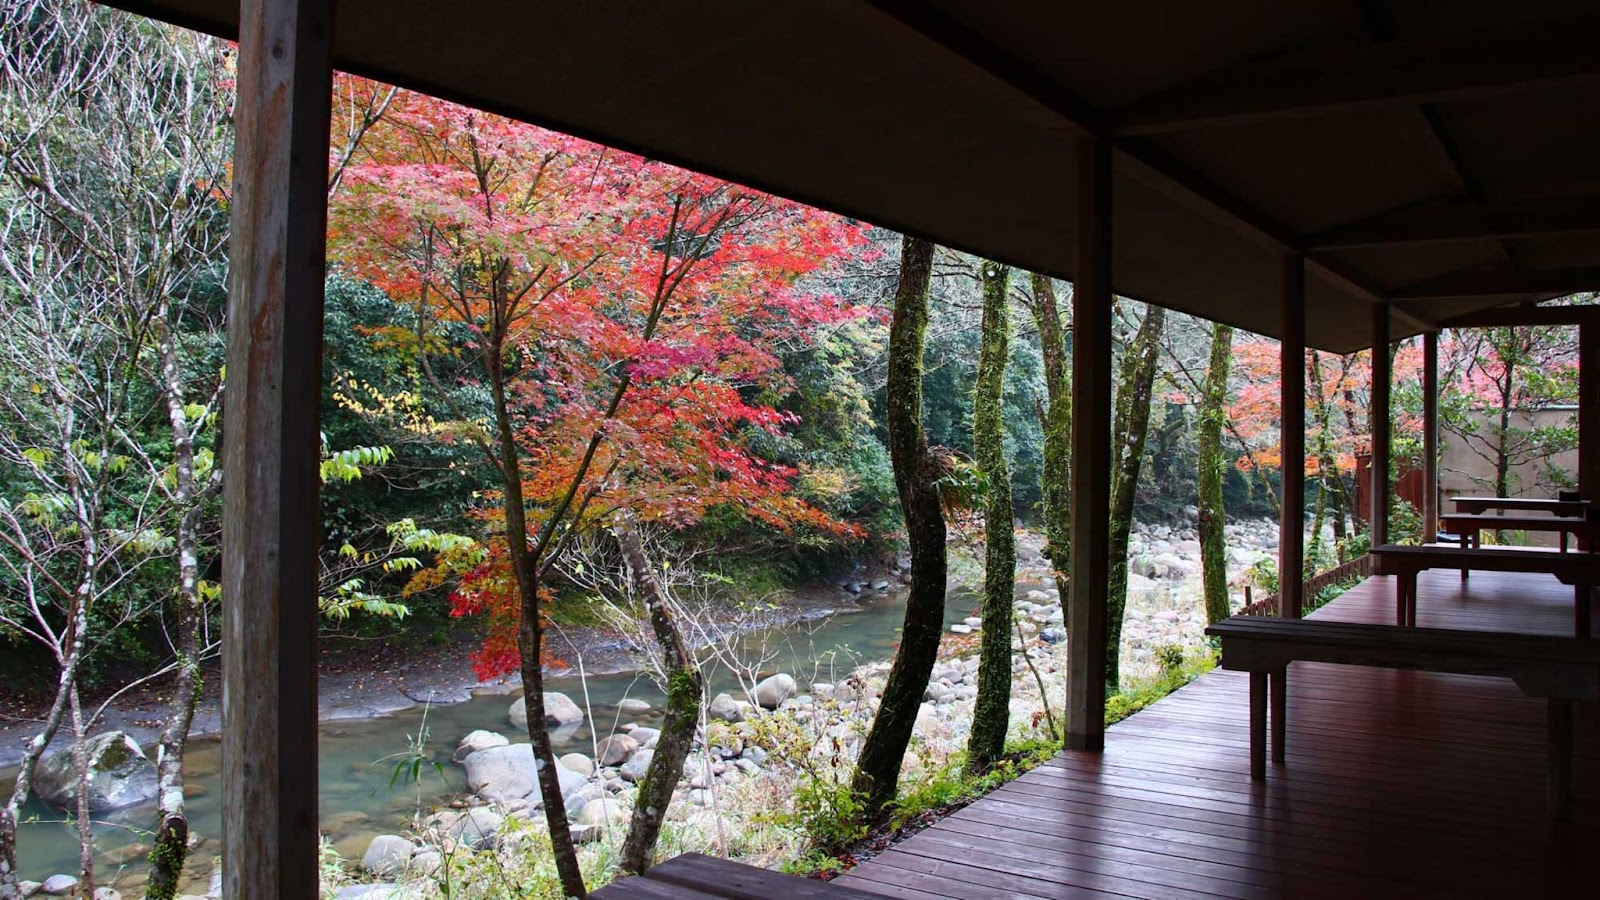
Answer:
top-left (1439, 406), bottom-right (1578, 498)
top-left (1437, 406), bottom-right (1578, 547)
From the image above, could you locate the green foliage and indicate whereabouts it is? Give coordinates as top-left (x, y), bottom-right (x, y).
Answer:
top-left (1106, 648), bottom-right (1218, 725)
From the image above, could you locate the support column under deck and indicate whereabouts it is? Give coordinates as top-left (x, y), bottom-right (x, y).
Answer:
top-left (1067, 135), bottom-right (1113, 752)
top-left (221, 1), bottom-right (333, 896)
top-left (1370, 305), bottom-right (1392, 547)
top-left (1581, 322), bottom-right (1598, 503)
top-left (1423, 331), bottom-right (1440, 540)
top-left (1279, 255), bottom-right (1306, 619)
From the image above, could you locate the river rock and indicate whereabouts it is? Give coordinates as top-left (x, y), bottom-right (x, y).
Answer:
top-left (576, 797), bottom-right (629, 827)
top-left (559, 752), bottom-right (596, 777)
top-left (410, 850), bottom-right (443, 876)
top-left (596, 734), bottom-right (639, 766)
top-left (16, 883), bottom-right (40, 898)
top-left (630, 726), bottom-right (661, 748)
top-left (35, 732), bottom-right (157, 812)
top-left (453, 729), bottom-right (509, 764)
top-left (41, 876), bottom-right (77, 896)
top-left (333, 886), bottom-right (410, 900)
top-left (949, 623), bottom-right (972, 635)
top-left (707, 693), bottom-right (750, 723)
top-left (871, 579), bottom-right (889, 591)
top-left (362, 834), bottom-right (415, 876)
top-left (446, 807), bottom-right (505, 850)
top-left (619, 748), bottom-right (655, 782)
top-left (508, 692), bottom-right (584, 729)
top-left (1039, 627), bottom-right (1067, 644)
top-left (463, 744), bottom-right (586, 804)
top-left (753, 673), bottom-right (796, 709)
top-left (618, 697), bottom-right (652, 715)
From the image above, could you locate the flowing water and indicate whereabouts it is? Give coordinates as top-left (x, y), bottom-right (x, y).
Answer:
top-left (4, 584), bottom-right (977, 885)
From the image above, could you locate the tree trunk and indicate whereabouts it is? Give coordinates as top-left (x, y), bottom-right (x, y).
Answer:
top-left (966, 262), bottom-right (1014, 774)
top-left (0, 640), bottom-right (82, 899)
top-left (851, 235), bottom-right (945, 821)
top-left (146, 319), bottom-right (206, 900)
top-left (491, 355), bottom-right (586, 898)
top-left (1028, 274), bottom-right (1071, 614)
top-left (1197, 324), bottom-right (1233, 625)
top-left (1106, 303), bottom-right (1165, 690)
top-left (616, 524), bottom-right (703, 875)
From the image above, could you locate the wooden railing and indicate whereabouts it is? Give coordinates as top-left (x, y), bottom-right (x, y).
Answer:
top-left (1238, 554), bottom-right (1372, 617)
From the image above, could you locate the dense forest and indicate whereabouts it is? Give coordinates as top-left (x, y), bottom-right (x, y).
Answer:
top-left (0, 2), bottom-right (1588, 897)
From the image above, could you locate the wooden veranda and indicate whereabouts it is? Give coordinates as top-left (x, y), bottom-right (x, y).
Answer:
top-left (598, 571), bottom-right (1599, 898)
top-left (85, 0), bottom-right (1600, 894)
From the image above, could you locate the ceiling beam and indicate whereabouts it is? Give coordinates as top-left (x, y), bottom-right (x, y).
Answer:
top-left (1310, 195), bottom-right (1600, 249)
top-left (1441, 304), bottom-right (1600, 328)
top-left (1111, 14), bottom-right (1600, 136)
top-left (865, 0), bottom-right (1386, 308)
top-left (1394, 267), bottom-right (1600, 300)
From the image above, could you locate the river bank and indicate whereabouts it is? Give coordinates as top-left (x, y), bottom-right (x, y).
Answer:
top-left (4, 519), bottom-right (1288, 895)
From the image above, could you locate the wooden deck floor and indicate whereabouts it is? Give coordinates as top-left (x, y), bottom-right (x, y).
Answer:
top-left (597, 571), bottom-right (1599, 898)
top-left (835, 570), bottom-right (1600, 899)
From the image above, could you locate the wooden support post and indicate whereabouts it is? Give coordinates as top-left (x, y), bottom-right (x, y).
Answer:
top-left (1269, 669), bottom-right (1286, 764)
top-left (1067, 135), bottom-right (1113, 752)
top-left (1549, 699), bottom-right (1572, 820)
top-left (1581, 322), bottom-right (1599, 503)
top-left (1371, 305), bottom-right (1392, 547)
top-left (1423, 331), bottom-right (1440, 541)
top-left (1280, 254), bottom-right (1306, 619)
top-left (1248, 672), bottom-right (1266, 780)
top-left (221, 1), bottom-right (333, 896)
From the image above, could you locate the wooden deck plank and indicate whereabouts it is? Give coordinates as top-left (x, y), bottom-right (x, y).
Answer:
top-left (840, 571), bottom-right (1597, 898)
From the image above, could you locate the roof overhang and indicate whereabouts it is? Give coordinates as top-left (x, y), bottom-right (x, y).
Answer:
top-left (100, 0), bottom-right (1600, 353)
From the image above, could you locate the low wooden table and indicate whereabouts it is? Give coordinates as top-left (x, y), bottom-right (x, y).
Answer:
top-left (1206, 616), bottom-right (1600, 819)
top-left (1438, 512), bottom-right (1597, 553)
top-left (1372, 543), bottom-right (1600, 635)
top-left (1451, 496), bottom-right (1588, 516)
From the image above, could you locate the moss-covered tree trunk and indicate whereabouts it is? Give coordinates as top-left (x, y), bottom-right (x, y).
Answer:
top-left (145, 314), bottom-right (208, 900)
top-left (616, 523), bottom-right (703, 875)
top-left (1106, 303), bottom-right (1165, 690)
top-left (851, 235), bottom-right (945, 821)
top-left (1198, 324), bottom-right (1234, 625)
top-left (966, 262), bottom-right (1014, 774)
top-left (1027, 274), bottom-right (1072, 614)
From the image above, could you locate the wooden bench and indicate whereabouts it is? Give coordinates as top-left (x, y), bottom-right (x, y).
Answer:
top-left (1451, 496), bottom-right (1589, 517)
top-left (592, 852), bottom-right (883, 898)
top-left (1204, 616), bottom-right (1600, 819)
top-left (1438, 512), bottom-right (1598, 553)
top-left (1371, 543), bottom-right (1600, 635)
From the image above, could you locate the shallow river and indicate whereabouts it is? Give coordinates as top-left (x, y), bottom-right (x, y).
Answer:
top-left (6, 584), bottom-right (977, 883)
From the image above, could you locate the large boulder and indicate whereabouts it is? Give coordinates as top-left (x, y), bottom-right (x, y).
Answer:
top-left (444, 807), bottom-right (505, 850)
top-left (575, 798), bottom-right (629, 827)
top-left (595, 734), bottom-right (639, 767)
top-left (34, 732), bottom-right (157, 812)
top-left (361, 835), bottom-right (415, 877)
top-left (452, 729), bottom-right (509, 764)
top-left (462, 744), bottom-right (587, 805)
top-left (558, 752), bottom-right (596, 778)
top-left (707, 693), bottom-right (751, 723)
top-left (619, 748), bottom-right (655, 783)
top-left (41, 875), bottom-right (78, 896)
top-left (507, 692), bottom-right (584, 729)
top-left (752, 674), bottom-right (797, 710)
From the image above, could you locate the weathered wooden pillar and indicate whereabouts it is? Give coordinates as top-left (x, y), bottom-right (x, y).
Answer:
top-left (1422, 330), bottom-right (1440, 539)
top-left (1370, 304), bottom-right (1392, 546)
top-left (1279, 254), bottom-right (1306, 619)
top-left (1067, 135), bottom-right (1112, 752)
top-left (1581, 321), bottom-right (1599, 502)
top-left (221, 1), bottom-right (333, 896)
